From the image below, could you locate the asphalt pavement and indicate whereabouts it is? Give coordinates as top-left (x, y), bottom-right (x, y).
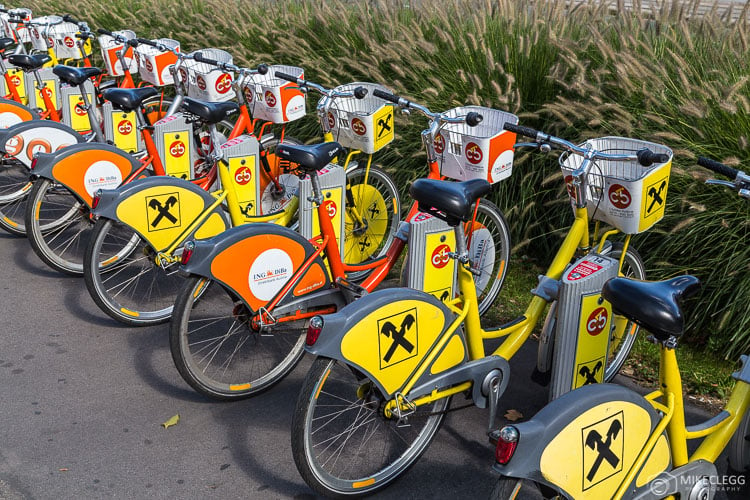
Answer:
top-left (0, 230), bottom-right (747, 499)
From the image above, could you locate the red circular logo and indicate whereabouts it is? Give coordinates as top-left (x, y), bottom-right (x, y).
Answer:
top-left (326, 111), bottom-right (336, 129)
top-left (10, 75), bottom-right (21, 87)
top-left (47, 37), bottom-right (54, 47)
top-left (215, 73), bottom-right (232, 94)
top-left (196, 75), bottom-right (206, 91)
top-left (608, 184), bottom-right (631, 209)
top-left (178, 67), bottom-right (188, 83)
top-left (324, 200), bottom-right (337, 218)
top-left (431, 244), bottom-right (452, 269)
top-left (5, 135), bottom-right (23, 156)
top-left (64, 36), bottom-right (75, 48)
top-left (433, 134), bottom-right (445, 154)
top-left (74, 102), bottom-right (87, 116)
top-left (564, 174), bottom-right (576, 200)
top-left (144, 58), bottom-right (153, 72)
top-left (26, 138), bottom-right (51, 159)
top-left (243, 86), bottom-right (253, 102)
top-left (465, 142), bottom-right (483, 164)
top-left (351, 118), bottom-right (366, 136)
top-left (264, 91), bottom-right (276, 107)
top-left (234, 166), bottom-right (252, 185)
top-left (586, 307), bottom-right (608, 336)
top-left (117, 120), bottom-right (133, 135)
top-left (169, 140), bottom-right (185, 158)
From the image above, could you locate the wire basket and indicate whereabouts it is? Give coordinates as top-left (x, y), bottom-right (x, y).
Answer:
top-left (434, 106), bottom-right (518, 184)
top-left (183, 48), bottom-right (235, 102)
top-left (134, 38), bottom-right (179, 86)
top-left (320, 82), bottom-right (395, 154)
top-left (559, 137), bottom-right (673, 234)
top-left (98, 30), bottom-right (137, 76)
top-left (48, 21), bottom-right (90, 60)
top-left (242, 65), bottom-right (306, 124)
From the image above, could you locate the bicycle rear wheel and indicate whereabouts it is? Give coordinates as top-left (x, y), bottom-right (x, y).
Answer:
top-left (468, 198), bottom-right (511, 316)
top-left (728, 405), bottom-right (750, 472)
top-left (25, 178), bottom-right (93, 275)
top-left (0, 157), bottom-right (32, 235)
top-left (170, 277), bottom-right (306, 400)
top-left (83, 218), bottom-right (182, 326)
top-left (291, 357), bottom-right (448, 498)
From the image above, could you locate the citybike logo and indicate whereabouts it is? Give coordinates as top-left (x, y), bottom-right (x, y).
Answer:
top-left (234, 166), bottom-right (252, 185)
top-left (117, 120), bottom-right (133, 135)
top-left (351, 118), bottom-right (367, 136)
top-left (64, 36), bottom-right (75, 48)
top-left (10, 74), bottom-right (21, 87)
top-left (47, 37), bottom-right (54, 48)
top-left (587, 307), bottom-right (608, 336)
top-left (26, 138), bottom-right (52, 159)
top-left (134, 52), bottom-right (140, 65)
top-left (465, 142), bottom-right (483, 164)
top-left (433, 134), bottom-right (445, 154)
top-left (608, 184), bottom-right (631, 209)
top-left (323, 200), bottom-right (337, 218)
top-left (178, 67), bottom-right (188, 83)
top-left (74, 102), bottom-right (87, 116)
top-left (264, 91), bottom-right (276, 107)
top-left (243, 86), bottom-right (253, 102)
top-left (215, 73), bottom-right (232, 94)
top-left (169, 140), bottom-right (186, 158)
top-left (326, 111), bottom-right (336, 129)
top-left (144, 58), bottom-right (153, 73)
top-left (564, 174), bottom-right (577, 200)
top-left (40, 87), bottom-right (53, 99)
top-left (5, 135), bottom-right (23, 156)
top-left (196, 75), bottom-right (206, 91)
top-left (431, 244), bottom-right (452, 269)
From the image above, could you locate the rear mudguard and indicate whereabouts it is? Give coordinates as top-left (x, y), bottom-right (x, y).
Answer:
top-left (306, 289), bottom-right (509, 404)
top-left (0, 120), bottom-right (83, 168)
top-left (0, 97), bottom-right (39, 129)
top-left (180, 223), bottom-right (339, 316)
top-left (29, 143), bottom-right (142, 208)
top-left (492, 383), bottom-right (671, 499)
top-left (92, 176), bottom-right (230, 252)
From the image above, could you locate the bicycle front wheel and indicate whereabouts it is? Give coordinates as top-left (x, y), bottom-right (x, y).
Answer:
top-left (468, 198), bottom-right (511, 316)
top-left (0, 157), bottom-right (32, 235)
top-left (83, 218), bottom-right (182, 326)
top-left (170, 277), bottom-right (306, 400)
top-left (291, 357), bottom-right (448, 498)
top-left (25, 178), bottom-right (93, 275)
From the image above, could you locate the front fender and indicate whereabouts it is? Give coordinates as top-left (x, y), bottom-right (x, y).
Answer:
top-left (30, 142), bottom-right (141, 208)
top-left (0, 120), bottom-right (83, 167)
top-left (308, 289), bottom-right (466, 399)
top-left (181, 224), bottom-right (331, 314)
top-left (493, 383), bottom-right (670, 499)
top-left (0, 97), bottom-right (39, 129)
top-left (93, 176), bottom-right (230, 252)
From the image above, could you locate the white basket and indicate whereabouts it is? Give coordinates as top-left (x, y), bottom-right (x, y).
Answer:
top-left (47, 21), bottom-right (90, 60)
top-left (134, 38), bottom-right (179, 86)
top-left (243, 65), bottom-right (306, 123)
top-left (2, 8), bottom-right (32, 43)
top-left (27, 15), bottom-right (60, 51)
top-left (183, 48), bottom-right (235, 102)
top-left (559, 137), bottom-right (673, 234)
top-left (98, 30), bottom-right (137, 76)
top-left (434, 106), bottom-right (518, 184)
top-left (323, 82), bottom-right (395, 154)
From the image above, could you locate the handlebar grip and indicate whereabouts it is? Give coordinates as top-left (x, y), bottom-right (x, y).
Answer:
top-left (465, 112), bottom-right (483, 127)
top-left (372, 89), bottom-right (401, 104)
top-left (62, 14), bottom-right (77, 23)
top-left (503, 122), bottom-right (539, 139)
top-left (7, 19), bottom-right (24, 24)
top-left (274, 71), bottom-right (301, 83)
top-left (126, 39), bottom-right (140, 47)
top-left (136, 38), bottom-right (158, 48)
top-left (354, 86), bottom-right (368, 99)
top-left (193, 52), bottom-right (220, 66)
top-left (636, 149), bottom-right (669, 167)
top-left (698, 156), bottom-right (739, 180)
top-left (256, 63), bottom-right (268, 75)
top-left (75, 32), bottom-right (94, 40)
top-left (97, 28), bottom-right (114, 36)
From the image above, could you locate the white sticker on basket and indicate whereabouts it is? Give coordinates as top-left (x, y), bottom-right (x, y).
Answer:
top-left (285, 94), bottom-right (305, 122)
top-left (469, 227), bottom-right (495, 293)
top-left (83, 161), bottom-right (123, 197)
top-left (490, 150), bottom-right (514, 183)
top-left (248, 248), bottom-right (294, 301)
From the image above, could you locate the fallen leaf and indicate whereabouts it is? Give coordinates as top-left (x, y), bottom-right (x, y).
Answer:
top-left (504, 409), bottom-right (523, 421)
top-left (59, 468), bottom-right (68, 472)
top-left (162, 414), bottom-right (180, 429)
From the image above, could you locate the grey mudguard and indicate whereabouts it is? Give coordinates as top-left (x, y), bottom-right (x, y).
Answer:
top-left (29, 142), bottom-right (142, 208)
top-left (0, 120), bottom-right (84, 167)
top-left (90, 176), bottom-right (230, 252)
top-left (492, 383), bottom-right (667, 499)
top-left (305, 288), bottom-right (485, 401)
top-left (179, 223), bottom-right (337, 316)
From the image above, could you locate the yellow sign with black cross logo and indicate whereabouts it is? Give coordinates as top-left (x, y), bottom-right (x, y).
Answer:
top-left (145, 192), bottom-right (181, 232)
top-left (581, 412), bottom-right (624, 491)
top-left (638, 172), bottom-right (670, 232)
top-left (377, 307), bottom-right (418, 370)
top-left (372, 105), bottom-right (394, 152)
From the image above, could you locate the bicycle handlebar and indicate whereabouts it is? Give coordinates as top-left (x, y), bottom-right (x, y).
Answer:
top-left (373, 88), bottom-right (482, 127)
top-left (274, 71), bottom-right (302, 84)
top-left (698, 157), bottom-right (739, 180)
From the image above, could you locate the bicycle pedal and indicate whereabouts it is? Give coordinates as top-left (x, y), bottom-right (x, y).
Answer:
top-left (336, 277), bottom-right (368, 303)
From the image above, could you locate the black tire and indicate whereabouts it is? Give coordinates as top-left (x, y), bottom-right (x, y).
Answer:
top-left (342, 164), bottom-right (401, 279)
top-left (169, 277), bottom-right (306, 400)
top-left (490, 476), bottom-right (561, 499)
top-left (0, 157), bottom-right (32, 236)
top-left (83, 218), bottom-right (182, 326)
top-left (469, 198), bottom-right (511, 316)
top-left (24, 178), bottom-right (93, 275)
top-left (291, 357), bottom-right (448, 498)
top-left (728, 405), bottom-right (750, 472)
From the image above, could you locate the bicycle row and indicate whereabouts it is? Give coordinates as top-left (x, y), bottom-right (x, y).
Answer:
top-left (0, 5), bottom-right (746, 499)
